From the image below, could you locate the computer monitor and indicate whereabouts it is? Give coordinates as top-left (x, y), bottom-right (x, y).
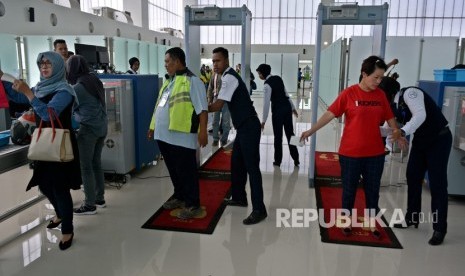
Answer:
top-left (97, 49), bottom-right (110, 64)
top-left (74, 43), bottom-right (98, 64)
top-left (74, 43), bottom-right (110, 72)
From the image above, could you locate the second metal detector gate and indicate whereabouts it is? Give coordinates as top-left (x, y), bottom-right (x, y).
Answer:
top-left (308, 2), bottom-right (389, 187)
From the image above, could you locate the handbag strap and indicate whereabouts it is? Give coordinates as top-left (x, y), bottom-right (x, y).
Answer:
top-left (34, 108), bottom-right (64, 143)
top-left (47, 108), bottom-right (64, 129)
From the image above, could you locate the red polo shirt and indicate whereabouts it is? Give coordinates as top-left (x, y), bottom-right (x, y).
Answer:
top-left (328, 84), bottom-right (394, 157)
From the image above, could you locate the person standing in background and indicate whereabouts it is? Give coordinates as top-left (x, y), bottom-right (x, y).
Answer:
top-left (249, 71), bottom-right (256, 96)
top-left (207, 72), bottom-right (230, 147)
top-left (53, 39), bottom-right (70, 62)
top-left (235, 63), bottom-right (241, 75)
top-left (66, 55), bottom-right (108, 215)
top-left (126, 57), bottom-right (140, 74)
top-left (256, 63), bottom-right (299, 167)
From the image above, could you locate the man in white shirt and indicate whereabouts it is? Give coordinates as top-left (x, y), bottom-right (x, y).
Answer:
top-left (208, 47), bottom-right (267, 225)
top-left (256, 64), bottom-right (299, 167)
top-left (126, 57), bottom-right (140, 74)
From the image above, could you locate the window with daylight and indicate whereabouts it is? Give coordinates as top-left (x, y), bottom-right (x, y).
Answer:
top-left (148, 0), bottom-right (184, 33)
top-left (80, 0), bottom-right (124, 14)
top-left (197, 0), bottom-right (320, 45)
top-left (333, 0), bottom-right (465, 42)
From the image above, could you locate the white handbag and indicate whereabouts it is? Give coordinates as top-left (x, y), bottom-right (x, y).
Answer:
top-left (27, 108), bottom-right (74, 162)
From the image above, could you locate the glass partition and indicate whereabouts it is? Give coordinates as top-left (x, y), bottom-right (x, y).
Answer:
top-left (148, 43), bottom-right (159, 74)
top-left (138, 41), bottom-right (150, 74)
top-left (251, 53), bottom-right (266, 91)
top-left (282, 53), bottom-right (299, 93)
top-left (127, 39), bottom-right (139, 73)
top-left (157, 45), bottom-right (167, 76)
top-left (319, 38), bottom-right (343, 109)
top-left (0, 34), bottom-right (20, 77)
top-left (23, 36), bottom-right (51, 86)
top-left (112, 37), bottom-right (128, 73)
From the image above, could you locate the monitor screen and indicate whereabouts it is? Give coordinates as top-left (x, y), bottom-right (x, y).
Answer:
top-left (74, 43), bottom-right (98, 64)
top-left (97, 51), bottom-right (110, 64)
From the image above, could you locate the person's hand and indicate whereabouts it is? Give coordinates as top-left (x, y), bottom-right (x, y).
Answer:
top-left (198, 130), bottom-right (208, 148)
top-left (261, 122), bottom-right (265, 131)
top-left (300, 130), bottom-right (312, 142)
top-left (147, 129), bottom-right (154, 141)
top-left (396, 137), bottom-right (409, 151)
top-left (391, 128), bottom-right (401, 140)
top-left (293, 110), bottom-right (299, 118)
top-left (391, 58), bottom-right (399, 65)
top-left (12, 79), bottom-right (31, 95)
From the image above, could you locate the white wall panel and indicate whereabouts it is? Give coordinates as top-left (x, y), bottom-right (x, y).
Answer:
top-left (419, 37), bottom-right (458, 81)
top-left (385, 37), bottom-right (421, 88)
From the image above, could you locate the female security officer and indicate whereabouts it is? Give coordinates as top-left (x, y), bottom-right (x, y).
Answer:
top-left (380, 78), bottom-right (452, 246)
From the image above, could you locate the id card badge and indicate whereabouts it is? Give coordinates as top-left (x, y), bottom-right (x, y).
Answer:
top-left (158, 92), bottom-right (169, 107)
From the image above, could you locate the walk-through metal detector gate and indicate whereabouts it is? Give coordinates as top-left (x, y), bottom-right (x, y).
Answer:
top-left (309, 3), bottom-right (389, 187)
top-left (184, 5), bottom-right (252, 88)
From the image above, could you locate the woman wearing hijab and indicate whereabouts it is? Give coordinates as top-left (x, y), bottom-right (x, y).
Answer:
top-left (0, 51), bottom-right (81, 250)
top-left (66, 55), bottom-right (108, 215)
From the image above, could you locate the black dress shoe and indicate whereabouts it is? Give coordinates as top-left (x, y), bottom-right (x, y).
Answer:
top-left (46, 219), bottom-right (62, 229)
top-left (341, 227), bottom-right (352, 236)
top-left (294, 161), bottom-right (300, 167)
top-left (428, 231), bottom-right (446, 246)
top-left (371, 229), bottom-right (382, 239)
top-left (243, 210), bottom-right (267, 225)
top-left (59, 233), bottom-right (74, 251)
top-left (393, 219), bottom-right (419, 229)
top-left (224, 198), bottom-right (248, 207)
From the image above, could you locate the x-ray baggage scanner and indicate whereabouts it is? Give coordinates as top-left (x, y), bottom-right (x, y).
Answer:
top-left (184, 5), bottom-right (252, 89)
top-left (309, 3), bottom-right (388, 187)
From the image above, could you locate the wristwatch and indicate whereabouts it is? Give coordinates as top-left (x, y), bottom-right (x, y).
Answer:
top-left (400, 129), bottom-right (406, 137)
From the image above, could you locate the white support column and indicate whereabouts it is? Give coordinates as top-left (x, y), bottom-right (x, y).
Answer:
top-left (123, 0), bottom-right (148, 28)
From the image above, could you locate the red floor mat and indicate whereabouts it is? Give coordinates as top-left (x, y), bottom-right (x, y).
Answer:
top-left (315, 180), bottom-right (402, 249)
top-left (142, 179), bottom-right (231, 234)
top-left (315, 151), bottom-right (341, 178)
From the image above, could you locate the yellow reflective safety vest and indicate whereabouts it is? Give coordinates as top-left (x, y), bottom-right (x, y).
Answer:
top-left (149, 72), bottom-right (199, 133)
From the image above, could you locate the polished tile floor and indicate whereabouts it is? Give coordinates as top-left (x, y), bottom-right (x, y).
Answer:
top-left (1, 90), bottom-right (465, 276)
